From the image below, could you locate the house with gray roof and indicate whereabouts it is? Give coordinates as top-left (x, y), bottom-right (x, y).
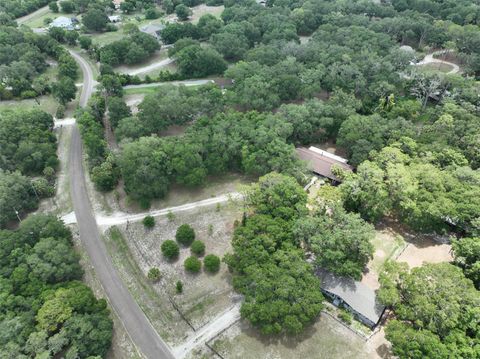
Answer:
top-left (140, 24), bottom-right (165, 40)
top-left (49, 16), bottom-right (78, 30)
top-left (316, 269), bottom-right (385, 328)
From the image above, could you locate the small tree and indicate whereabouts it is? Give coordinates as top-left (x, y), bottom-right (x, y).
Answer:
top-left (176, 224), bottom-right (195, 246)
top-left (175, 4), bottom-right (192, 21)
top-left (161, 240), bottom-right (179, 260)
top-left (167, 210), bottom-right (175, 221)
top-left (190, 240), bottom-right (205, 256)
top-left (147, 267), bottom-right (161, 282)
top-left (49, 2), bottom-right (59, 13)
top-left (204, 254), bottom-right (220, 273)
top-left (143, 215), bottom-right (155, 228)
top-left (184, 256), bottom-right (201, 273)
top-left (176, 280), bottom-right (183, 294)
top-left (79, 36), bottom-right (92, 50)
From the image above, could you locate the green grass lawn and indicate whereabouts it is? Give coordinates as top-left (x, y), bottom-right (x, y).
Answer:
top-left (124, 87), bottom-right (159, 95)
top-left (0, 95), bottom-right (58, 116)
top-left (370, 226), bottom-right (406, 273)
top-left (418, 62), bottom-right (453, 73)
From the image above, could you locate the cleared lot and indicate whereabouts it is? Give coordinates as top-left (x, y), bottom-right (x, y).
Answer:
top-left (209, 313), bottom-right (372, 359)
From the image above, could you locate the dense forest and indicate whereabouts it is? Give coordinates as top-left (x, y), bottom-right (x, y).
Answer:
top-left (0, 109), bottom-right (58, 227)
top-left (0, 215), bottom-right (113, 358)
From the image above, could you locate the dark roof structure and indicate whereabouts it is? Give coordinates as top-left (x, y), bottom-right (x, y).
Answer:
top-left (317, 269), bottom-right (385, 325)
top-left (296, 147), bottom-right (353, 181)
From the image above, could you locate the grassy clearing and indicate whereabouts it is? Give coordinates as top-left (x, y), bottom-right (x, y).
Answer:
top-left (370, 226), bottom-right (406, 273)
top-left (211, 313), bottom-right (371, 359)
top-left (0, 95), bottom-right (58, 116)
top-left (115, 202), bottom-right (242, 329)
top-left (104, 226), bottom-right (190, 344)
top-left (418, 62), bottom-right (453, 73)
top-left (124, 86), bottom-right (159, 95)
top-left (115, 49), bottom-right (169, 75)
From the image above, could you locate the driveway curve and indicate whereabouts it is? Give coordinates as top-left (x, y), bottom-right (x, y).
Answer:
top-left (69, 50), bottom-right (175, 359)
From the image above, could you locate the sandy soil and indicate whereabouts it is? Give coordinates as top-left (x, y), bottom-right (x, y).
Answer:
top-left (210, 312), bottom-right (373, 359)
top-left (397, 237), bottom-right (452, 268)
top-left (115, 203), bottom-right (242, 335)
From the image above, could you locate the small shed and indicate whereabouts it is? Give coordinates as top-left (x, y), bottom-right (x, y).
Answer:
top-left (317, 269), bottom-right (385, 328)
top-left (296, 146), bottom-right (353, 182)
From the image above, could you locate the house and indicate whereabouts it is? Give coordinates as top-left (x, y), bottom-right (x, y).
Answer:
top-left (49, 16), bottom-right (77, 30)
top-left (108, 15), bottom-right (121, 23)
top-left (296, 146), bottom-right (353, 182)
top-left (317, 269), bottom-right (385, 328)
top-left (140, 24), bottom-right (165, 40)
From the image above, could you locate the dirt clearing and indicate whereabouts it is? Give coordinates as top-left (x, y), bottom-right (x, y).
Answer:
top-left (104, 202), bottom-right (242, 345)
top-left (209, 312), bottom-right (372, 359)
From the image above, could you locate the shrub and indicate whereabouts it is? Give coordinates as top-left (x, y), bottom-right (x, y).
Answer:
top-left (184, 256), bottom-right (201, 273)
top-left (143, 215), bottom-right (155, 228)
top-left (204, 254), bottom-right (220, 273)
top-left (176, 280), bottom-right (183, 294)
top-left (338, 309), bottom-right (353, 325)
top-left (147, 267), bottom-right (161, 282)
top-left (161, 240), bottom-right (179, 260)
top-left (190, 240), bottom-right (205, 256)
top-left (176, 224), bottom-right (195, 246)
top-left (56, 105), bottom-right (65, 119)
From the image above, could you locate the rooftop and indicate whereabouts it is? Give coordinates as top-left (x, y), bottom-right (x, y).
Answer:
top-left (296, 147), bottom-right (353, 181)
top-left (317, 269), bottom-right (385, 325)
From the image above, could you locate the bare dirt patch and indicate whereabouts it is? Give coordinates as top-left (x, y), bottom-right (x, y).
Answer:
top-left (397, 237), bottom-right (452, 269)
top-left (209, 313), bottom-right (372, 359)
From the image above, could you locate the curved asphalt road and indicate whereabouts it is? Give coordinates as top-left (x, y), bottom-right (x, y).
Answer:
top-left (69, 50), bottom-right (175, 359)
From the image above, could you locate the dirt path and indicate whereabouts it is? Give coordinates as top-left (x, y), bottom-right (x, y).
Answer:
top-left (173, 304), bottom-right (241, 359)
top-left (415, 51), bottom-right (460, 74)
top-left (125, 57), bottom-right (175, 76)
top-left (94, 192), bottom-right (241, 228)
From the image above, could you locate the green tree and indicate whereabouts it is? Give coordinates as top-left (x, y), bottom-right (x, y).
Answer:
top-left (190, 240), bottom-right (205, 256)
top-left (161, 240), bottom-right (179, 259)
top-left (452, 237), bottom-right (480, 289)
top-left (175, 4), bottom-right (192, 21)
top-left (147, 267), bottom-right (161, 282)
top-left (203, 254), bottom-right (220, 273)
top-left (293, 207), bottom-right (375, 280)
top-left (79, 35), bottom-right (92, 50)
top-left (176, 224), bottom-right (195, 246)
top-left (82, 8), bottom-right (108, 32)
top-left (184, 256), bottom-right (201, 273)
top-left (245, 172), bottom-right (307, 222)
top-left (142, 215), bottom-right (155, 228)
top-left (52, 77), bottom-right (76, 104)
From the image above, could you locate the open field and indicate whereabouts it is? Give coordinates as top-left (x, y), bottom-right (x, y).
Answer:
top-left (209, 312), bottom-right (372, 359)
top-left (0, 95), bottom-right (58, 116)
top-left (418, 62), bottom-right (454, 73)
top-left (103, 202), bottom-right (242, 345)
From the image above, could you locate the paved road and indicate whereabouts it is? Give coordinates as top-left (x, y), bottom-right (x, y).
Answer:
top-left (69, 50), bottom-right (175, 359)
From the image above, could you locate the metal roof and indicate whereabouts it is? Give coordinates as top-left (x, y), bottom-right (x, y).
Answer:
top-left (296, 147), bottom-right (353, 181)
top-left (317, 269), bottom-right (385, 324)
